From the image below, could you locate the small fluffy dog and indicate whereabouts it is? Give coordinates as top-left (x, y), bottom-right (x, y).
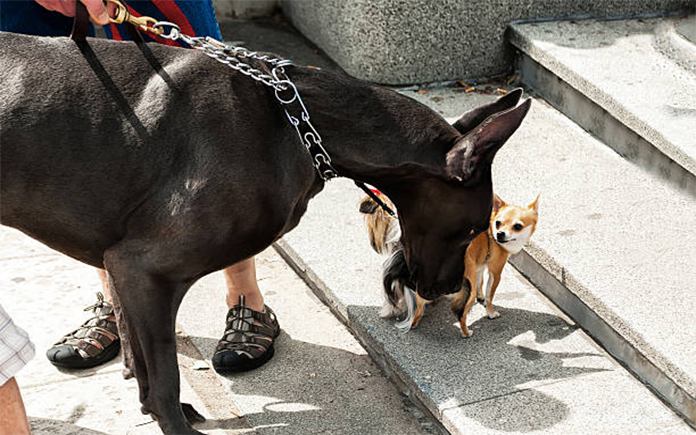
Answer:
top-left (360, 191), bottom-right (539, 336)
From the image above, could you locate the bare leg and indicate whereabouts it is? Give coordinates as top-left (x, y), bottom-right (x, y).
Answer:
top-left (97, 268), bottom-right (112, 300)
top-left (223, 257), bottom-right (264, 311)
top-left (0, 378), bottom-right (31, 435)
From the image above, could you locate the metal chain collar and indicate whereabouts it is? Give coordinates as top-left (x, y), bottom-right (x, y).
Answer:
top-left (153, 21), bottom-right (339, 181)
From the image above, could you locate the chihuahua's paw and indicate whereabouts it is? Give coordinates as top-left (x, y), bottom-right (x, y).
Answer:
top-left (460, 327), bottom-right (473, 338)
top-left (487, 310), bottom-right (500, 319)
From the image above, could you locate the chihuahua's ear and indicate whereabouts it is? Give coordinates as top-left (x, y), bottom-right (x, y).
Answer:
top-left (528, 194), bottom-right (540, 213)
top-left (359, 197), bottom-right (379, 214)
top-left (451, 88), bottom-right (523, 135)
top-left (493, 194), bottom-right (506, 212)
top-left (446, 98), bottom-right (532, 182)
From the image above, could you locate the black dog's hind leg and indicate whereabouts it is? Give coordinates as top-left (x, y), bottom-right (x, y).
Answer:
top-left (107, 273), bottom-right (136, 380)
top-left (105, 250), bottom-right (202, 435)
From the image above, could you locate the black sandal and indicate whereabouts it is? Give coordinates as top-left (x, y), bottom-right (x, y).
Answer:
top-left (46, 292), bottom-right (121, 369)
top-left (212, 295), bottom-right (280, 374)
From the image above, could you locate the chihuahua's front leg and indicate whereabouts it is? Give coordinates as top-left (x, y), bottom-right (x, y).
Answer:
top-left (411, 294), bottom-right (429, 328)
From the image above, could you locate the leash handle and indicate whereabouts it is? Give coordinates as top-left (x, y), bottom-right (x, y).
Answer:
top-left (355, 181), bottom-right (396, 217)
top-left (70, 1), bottom-right (90, 41)
top-left (71, 0), bottom-right (145, 43)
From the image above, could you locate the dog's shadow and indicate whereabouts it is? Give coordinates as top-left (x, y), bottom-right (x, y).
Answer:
top-left (349, 302), bottom-right (609, 432)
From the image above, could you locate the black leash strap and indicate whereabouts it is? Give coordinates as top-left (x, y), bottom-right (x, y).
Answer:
top-left (354, 181), bottom-right (396, 217)
top-left (71, 0), bottom-right (144, 43)
top-left (70, 1), bottom-right (90, 41)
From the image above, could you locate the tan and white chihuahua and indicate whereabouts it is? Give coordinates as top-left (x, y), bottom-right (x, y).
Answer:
top-left (360, 192), bottom-right (539, 337)
top-left (449, 194), bottom-right (539, 336)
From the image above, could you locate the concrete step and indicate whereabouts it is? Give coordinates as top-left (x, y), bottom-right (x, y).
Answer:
top-left (421, 88), bottom-right (696, 428)
top-left (274, 90), bottom-right (694, 434)
top-left (509, 16), bottom-right (696, 194)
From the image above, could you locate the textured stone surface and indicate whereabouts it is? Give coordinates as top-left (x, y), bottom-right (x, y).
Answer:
top-left (510, 16), bottom-right (696, 191)
top-left (442, 371), bottom-right (691, 434)
top-left (404, 87), bottom-right (696, 425)
top-left (213, 0), bottom-right (278, 20)
top-left (282, 0), bottom-right (694, 84)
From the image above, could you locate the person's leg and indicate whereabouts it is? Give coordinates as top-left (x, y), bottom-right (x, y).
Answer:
top-left (223, 258), bottom-right (264, 311)
top-left (0, 304), bottom-right (35, 435)
top-left (0, 378), bottom-right (31, 435)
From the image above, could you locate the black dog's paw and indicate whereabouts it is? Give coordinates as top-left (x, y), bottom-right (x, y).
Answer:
top-left (181, 403), bottom-right (206, 424)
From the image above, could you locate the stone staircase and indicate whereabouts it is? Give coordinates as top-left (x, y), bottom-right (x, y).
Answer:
top-left (508, 15), bottom-right (696, 427)
top-left (220, 12), bottom-right (696, 433)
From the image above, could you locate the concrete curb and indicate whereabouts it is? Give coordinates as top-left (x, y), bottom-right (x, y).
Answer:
top-left (509, 244), bottom-right (696, 429)
top-left (272, 240), bottom-right (450, 435)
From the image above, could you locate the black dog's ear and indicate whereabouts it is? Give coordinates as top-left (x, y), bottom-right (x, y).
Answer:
top-left (359, 197), bottom-right (379, 214)
top-left (451, 88), bottom-right (523, 135)
top-left (447, 98), bottom-right (531, 182)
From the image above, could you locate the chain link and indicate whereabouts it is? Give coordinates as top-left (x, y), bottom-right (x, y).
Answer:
top-left (153, 21), bottom-right (338, 180)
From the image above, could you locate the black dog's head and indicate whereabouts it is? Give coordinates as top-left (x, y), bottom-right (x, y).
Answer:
top-left (384, 90), bottom-right (531, 300)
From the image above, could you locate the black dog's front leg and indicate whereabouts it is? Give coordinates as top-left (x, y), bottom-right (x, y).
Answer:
top-left (105, 250), bottom-right (203, 435)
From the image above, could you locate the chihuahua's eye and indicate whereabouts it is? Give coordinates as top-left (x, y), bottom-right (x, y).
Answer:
top-left (513, 223), bottom-right (523, 231)
top-left (495, 220), bottom-right (501, 228)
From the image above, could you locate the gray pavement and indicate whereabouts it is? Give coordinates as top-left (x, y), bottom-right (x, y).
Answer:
top-left (510, 17), bottom-right (696, 191)
top-left (0, 227), bottom-right (429, 434)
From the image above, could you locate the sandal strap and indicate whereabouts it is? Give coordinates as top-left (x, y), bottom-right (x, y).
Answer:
top-left (54, 292), bottom-right (119, 358)
top-left (215, 295), bottom-right (279, 358)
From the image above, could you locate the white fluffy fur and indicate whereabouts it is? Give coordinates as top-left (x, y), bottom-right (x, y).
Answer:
top-left (394, 286), bottom-right (417, 332)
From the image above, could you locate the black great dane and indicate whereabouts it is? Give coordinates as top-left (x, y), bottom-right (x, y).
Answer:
top-left (0, 31), bottom-right (530, 434)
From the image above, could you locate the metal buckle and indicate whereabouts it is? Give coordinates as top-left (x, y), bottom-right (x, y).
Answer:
top-left (106, 0), bottom-right (162, 35)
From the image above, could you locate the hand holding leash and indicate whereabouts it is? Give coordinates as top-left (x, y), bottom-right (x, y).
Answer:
top-left (35, 0), bottom-right (110, 25)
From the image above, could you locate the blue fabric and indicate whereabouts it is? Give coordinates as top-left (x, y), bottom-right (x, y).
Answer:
top-left (104, 0), bottom-right (221, 41)
top-left (0, 0), bottom-right (93, 36)
top-left (0, 0), bottom-right (220, 40)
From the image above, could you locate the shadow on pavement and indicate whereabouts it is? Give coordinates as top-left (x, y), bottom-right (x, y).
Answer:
top-left (29, 417), bottom-right (109, 435)
top-left (181, 302), bottom-right (607, 433)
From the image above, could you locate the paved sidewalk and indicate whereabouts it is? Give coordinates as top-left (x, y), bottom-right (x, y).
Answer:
top-left (0, 226), bottom-right (429, 434)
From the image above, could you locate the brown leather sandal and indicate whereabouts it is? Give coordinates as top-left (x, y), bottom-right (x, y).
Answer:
top-left (212, 295), bottom-right (280, 374)
top-left (46, 292), bottom-right (120, 369)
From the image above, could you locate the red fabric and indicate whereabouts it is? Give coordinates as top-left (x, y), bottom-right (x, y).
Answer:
top-left (109, 23), bottom-right (122, 40)
top-left (126, 6), bottom-right (178, 47)
top-left (151, 0), bottom-right (195, 36)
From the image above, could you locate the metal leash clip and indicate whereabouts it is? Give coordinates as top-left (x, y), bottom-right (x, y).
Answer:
top-left (106, 0), bottom-right (162, 35)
